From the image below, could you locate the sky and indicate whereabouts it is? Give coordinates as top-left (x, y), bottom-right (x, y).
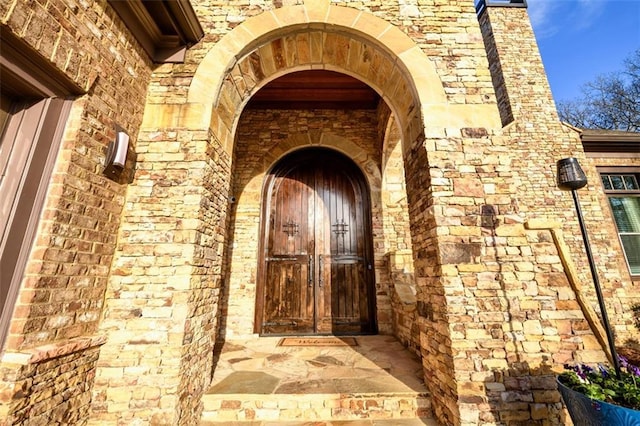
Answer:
top-left (526, 0), bottom-right (640, 103)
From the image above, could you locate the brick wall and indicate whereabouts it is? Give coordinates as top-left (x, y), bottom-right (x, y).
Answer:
top-left (0, 0), bottom-right (152, 422)
top-left (2, 0), bottom-right (150, 352)
top-left (0, 337), bottom-right (105, 425)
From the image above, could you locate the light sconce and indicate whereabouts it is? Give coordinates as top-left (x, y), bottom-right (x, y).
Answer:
top-left (104, 127), bottom-right (130, 178)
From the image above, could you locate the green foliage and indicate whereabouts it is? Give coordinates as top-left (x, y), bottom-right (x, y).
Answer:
top-left (559, 358), bottom-right (640, 410)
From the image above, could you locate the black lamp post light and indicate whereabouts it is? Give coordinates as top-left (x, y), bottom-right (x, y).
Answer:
top-left (556, 157), bottom-right (622, 378)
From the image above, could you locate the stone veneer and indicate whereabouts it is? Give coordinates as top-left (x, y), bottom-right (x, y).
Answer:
top-left (1, 0), bottom-right (637, 425)
top-left (585, 151), bottom-right (640, 320)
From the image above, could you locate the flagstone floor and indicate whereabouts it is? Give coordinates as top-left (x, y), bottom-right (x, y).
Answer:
top-left (202, 335), bottom-right (439, 425)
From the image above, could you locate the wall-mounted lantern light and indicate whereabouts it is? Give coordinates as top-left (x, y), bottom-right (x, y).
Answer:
top-left (557, 157), bottom-right (621, 378)
top-left (104, 127), bottom-right (130, 178)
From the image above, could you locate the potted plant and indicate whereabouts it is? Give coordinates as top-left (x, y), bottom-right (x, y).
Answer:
top-left (557, 356), bottom-right (640, 425)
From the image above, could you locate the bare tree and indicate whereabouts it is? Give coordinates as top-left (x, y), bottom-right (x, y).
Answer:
top-left (557, 49), bottom-right (640, 132)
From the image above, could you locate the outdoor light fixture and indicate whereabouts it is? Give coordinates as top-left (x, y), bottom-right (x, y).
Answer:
top-left (556, 157), bottom-right (622, 378)
top-left (104, 127), bottom-right (130, 178)
top-left (557, 157), bottom-right (588, 190)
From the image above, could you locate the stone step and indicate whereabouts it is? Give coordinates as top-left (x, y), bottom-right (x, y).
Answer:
top-left (201, 391), bottom-right (432, 423)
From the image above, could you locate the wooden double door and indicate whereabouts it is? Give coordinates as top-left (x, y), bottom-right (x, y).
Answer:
top-left (258, 148), bottom-right (376, 335)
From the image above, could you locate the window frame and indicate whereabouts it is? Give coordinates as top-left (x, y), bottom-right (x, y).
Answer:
top-left (598, 166), bottom-right (640, 281)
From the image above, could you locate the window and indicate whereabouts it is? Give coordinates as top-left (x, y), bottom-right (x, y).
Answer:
top-left (601, 171), bottom-right (640, 278)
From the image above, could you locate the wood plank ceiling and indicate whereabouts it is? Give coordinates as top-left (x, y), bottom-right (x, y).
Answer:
top-left (245, 70), bottom-right (381, 110)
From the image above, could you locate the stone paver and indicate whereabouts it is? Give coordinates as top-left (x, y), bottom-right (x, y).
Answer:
top-left (202, 335), bottom-right (436, 423)
top-left (208, 335), bottom-right (428, 395)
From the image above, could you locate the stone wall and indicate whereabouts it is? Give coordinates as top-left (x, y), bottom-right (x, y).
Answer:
top-left (176, 131), bottom-right (232, 422)
top-left (2, 0), bottom-right (636, 425)
top-left (586, 151), bottom-right (640, 329)
top-left (0, 0), bottom-right (152, 422)
top-left (90, 128), bottom-right (231, 424)
top-left (406, 4), bottom-right (637, 425)
top-left (381, 119), bottom-right (419, 354)
top-left (479, 5), bottom-right (635, 341)
top-left (133, 1), bottom-right (636, 424)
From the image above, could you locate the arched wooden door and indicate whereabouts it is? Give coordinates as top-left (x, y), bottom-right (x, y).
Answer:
top-left (257, 148), bottom-right (376, 335)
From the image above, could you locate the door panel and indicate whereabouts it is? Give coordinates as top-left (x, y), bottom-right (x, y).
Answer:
top-left (330, 259), bottom-right (367, 334)
top-left (260, 148), bottom-right (375, 335)
top-left (263, 256), bottom-right (313, 334)
top-left (315, 167), bottom-right (370, 334)
top-left (263, 167), bottom-right (315, 334)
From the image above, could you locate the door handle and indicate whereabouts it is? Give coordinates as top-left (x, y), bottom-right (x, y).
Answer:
top-left (308, 255), bottom-right (313, 287)
top-left (318, 254), bottom-right (323, 287)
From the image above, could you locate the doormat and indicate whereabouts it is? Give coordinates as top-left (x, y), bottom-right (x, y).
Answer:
top-left (278, 337), bottom-right (358, 347)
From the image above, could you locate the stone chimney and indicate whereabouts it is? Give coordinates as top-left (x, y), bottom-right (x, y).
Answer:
top-left (477, 0), bottom-right (560, 127)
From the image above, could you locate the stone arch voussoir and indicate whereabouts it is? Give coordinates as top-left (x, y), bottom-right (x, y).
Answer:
top-left (188, 3), bottom-right (447, 152)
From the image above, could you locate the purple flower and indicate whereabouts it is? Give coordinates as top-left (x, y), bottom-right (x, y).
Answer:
top-left (598, 364), bottom-right (609, 378)
top-left (565, 364), bottom-right (579, 373)
top-left (619, 355), bottom-right (629, 369)
top-left (561, 360), bottom-right (640, 410)
top-left (576, 366), bottom-right (588, 380)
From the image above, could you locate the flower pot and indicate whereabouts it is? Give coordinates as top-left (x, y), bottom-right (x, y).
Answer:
top-left (557, 378), bottom-right (640, 425)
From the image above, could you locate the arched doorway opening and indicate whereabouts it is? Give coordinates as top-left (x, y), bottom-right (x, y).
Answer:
top-left (256, 148), bottom-right (377, 336)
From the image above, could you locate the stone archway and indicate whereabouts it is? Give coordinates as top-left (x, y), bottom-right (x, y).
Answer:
top-left (187, 3), bottom-right (444, 150)
top-left (105, 2), bottom-right (504, 424)
top-left (178, 4), bottom-right (493, 343)
top-left (175, 2), bottom-right (501, 153)
top-left (176, 2), bottom-right (503, 423)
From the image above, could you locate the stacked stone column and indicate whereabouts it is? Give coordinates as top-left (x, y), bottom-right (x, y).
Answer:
top-left (90, 126), bottom-right (231, 424)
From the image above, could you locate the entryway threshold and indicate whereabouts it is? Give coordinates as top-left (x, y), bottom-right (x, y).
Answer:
top-left (278, 336), bottom-right (358, 347)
